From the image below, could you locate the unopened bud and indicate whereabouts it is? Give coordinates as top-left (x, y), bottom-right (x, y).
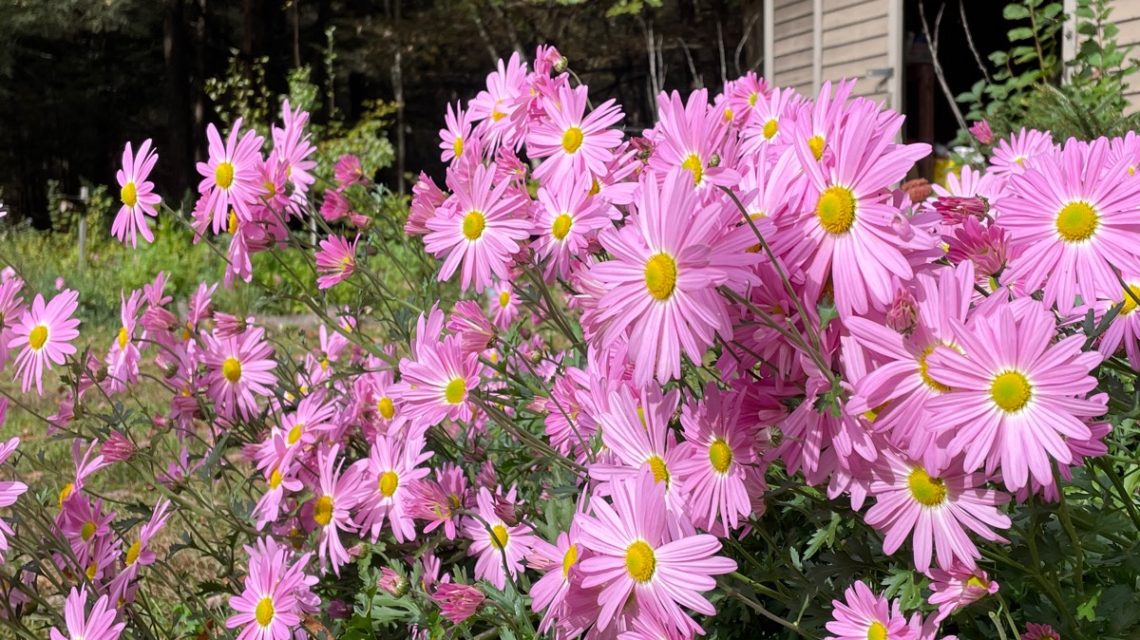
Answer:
top-left (554, 56), bottom-right (569, 73)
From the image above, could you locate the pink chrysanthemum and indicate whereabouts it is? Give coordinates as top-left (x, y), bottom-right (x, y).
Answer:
top-left (310, 445), bottom-right (364, 575)
top-left (589, 168), bottom-right (757, 386)
top-left (864, 450), bottom-right (1010, 572)
top-left (781, 99), bottom-right (933, 317)
top-left (527, 83), bottom-right (624, 182)
top-left (1021, 622), bottom-right (1061, 640)
top-left (10, 288), bottom-right (80, 395)
top-left (463, 487), bottom-right (536, 590)
top-left (106, 289), bottom-right (144, 394)
top-left (195, 118), bottom-right (265, 234)
top-left (648, 89), bottom-right (737, 189)
top-left (998, 136), bottom-right (1140, 313)
top-left (432, 582), bottom-right (486, 624)
top-left (990, 128), bottom-right (1054, 177)
top-left (532, 173), bottom-right (614, 280)
top-left (113, 139), bottom-right (162, 246)
top-left (50, 587), bottom-right (125, 640)
top-left (926, 302), bottom-right (1106, 491)
top-left (576, 472), bottom-right (737, 636)
top-left (468, 52), bottom-right (528, 149)
top-left (529, 523), bottom-right (585, 634)
top-left (226, 539), bottom-right (309, 640)
top-left (271, 100), bottom-right (317, 209)
top-left (203, 326), bottom-right (276, 420)
top-left (396, 334), bottom-right (483, 428)
top-left (315, 235), bottom-right (357, 290)
top-left (0, 436), bottom-right (27, 562)
top-left (825, 581), bottom-right (918, 640)
top-left (424, 162), bottom-right (530, 292)
top-left (357, 435), bottom-right (431, 543)
top-left (440, 102), bottom-right (477, 164)
top-left (927, 564), bottom-right (998, 624)
top-left (487, 279), bottom-right (519, 330)
top-left (0, 275), bottom-right (25, 373)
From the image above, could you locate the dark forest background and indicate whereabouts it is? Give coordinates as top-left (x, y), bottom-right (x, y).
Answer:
top-left (0, 0), bottom-right (769, 227)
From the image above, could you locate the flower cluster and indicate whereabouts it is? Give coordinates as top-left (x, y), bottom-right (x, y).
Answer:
top-left (0, 42), bottom-right (1133, 640)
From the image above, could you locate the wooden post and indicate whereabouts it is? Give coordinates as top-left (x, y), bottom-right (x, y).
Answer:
top-left (77, 186), bottom-right (89, 272)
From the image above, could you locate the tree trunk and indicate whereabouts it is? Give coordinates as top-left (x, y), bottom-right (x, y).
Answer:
top-left (163, 0), bottom-right (193, 200)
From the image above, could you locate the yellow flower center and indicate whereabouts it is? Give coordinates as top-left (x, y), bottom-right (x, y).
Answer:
top-left (907, 467), bottom-right (948, 507)
top-left (552, 213), bottom-right (573, 241)
top-left (120, 181), bottom-right (138, 208)
top-left (80, 521), bottom-right (97, 542)
top-left (453, 136), bottom-right (464, 158)
top-left (561, 126), bottom-right (584, 153)
top-left (28, 325), bottom-right (48, 351)
top-left (681, 153), bottom-right (704, 186)
top-left (379, 471), bottom-right (399, 498)
top-left (1055, 201), bottom-right (1099, 243)
top-left (1123, 285), bottom-right (1140, 315)
top-left (462, 210), bottom-right (486, 241)
top-left (748, 92), bottom-right (759, 107)
top-left (58, 483), bottom-right (74, 507)
top-left (287, 423), bottom-right (304, 446)
top-left (490, 523), bottom-right (510, 549)
top-left (966, 575), bottom-right (989, 590)
top-left (708, 438), bottom-right (733, 474)
top-left (126, 540), bottom-right (141, 566)
top-left (215, 161), bottom-right (235, 189)
top-left (644, 253), bottom-right (678, 301)
top-left (808, 134), bottom-right (826, 160)
top-left (867, 621), bottom-right (888, 640)
top-left (498, 290), bottom-right (511, 308)
top-left (227, 210), bottom-right (239, 235)
top-left (313, 495), bottom-right (334, 526)
top-left (646, 455), bottom-right (670, 485)
top-left (117, 327), bottom-right (129, 350)
top-left (377, 396), bottom-right (396, 420)
top-left (817, 186), bottom-right (856, 235)
top-left (255, 596), bottom-right (275, 627)
top-left (589, 178), bottom-right (601, 196)
top-left (624, 540), bottom-right (656, 583)
top-left (444, 377), bottom-right (467, 405)
top-left (990, 370), bottom-right (1032, 413)
top-left (263, 180), bottom-right (276, 198)
top-left (562, 543), bottom-right (579, 578)
top-left (86, 563), bottom-right (97, 580)
top-left (491, 108), bottom-right (506, 122)
top-left (222, 357), bottom-right (242, 383)
top-left (269, 469), bottom-right (283, 489)
top-left (723, 107), bottom-right (735, 122)
top-left (917, 345), bottom-right (951, 393)
top-left (762, 118), bottom-right (779, 140)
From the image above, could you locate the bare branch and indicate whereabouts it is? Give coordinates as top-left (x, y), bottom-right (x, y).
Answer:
top-left (960, 0), bottom-right (992, 82)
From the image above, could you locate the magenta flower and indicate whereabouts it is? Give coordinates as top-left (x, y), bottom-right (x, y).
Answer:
top-left (527, 83), bottom-right (624, 182)
top-left (999, 136), bottom-right (1140, 313)
top-left (112, 139), bottom-right (161, 246)
top-left (825, 581), bottom-right (918, 640)
top-left (1022, 622), bottom-right (1061, 640)
top-left (647, 88), bottom-right (737, 189)
top-left (271, 100), bottom-right (317, 209)
top-left (424, 162), bottom-right (530, 292)
top-left (226, 538), bottom-right (310, 640)
top-left (194, 118), bottom-right (265, 234)
top-left (202, 326), bottom-right (276, 420)
top-left (0, 436), bottom-right (27, 562)
top-left (310, 445), bottom-right (364, 575)
top-left (357, 434), bottom-right (431, 543)
top-left (926, 302), bottom-right (1106, 491)
top-left (105, 289), bottom-right (144, 394)
top-left (432, 582), bottom-right (486, 624)
top-left (0, 275), bottom-right (25, 373)
top-left (396, 334), bottom-right (483, 429)
top-left (969, 119), bottom-right (994, 145)
top-left (589, 168), bottom-right (757, 386)
top-left (528, 523), bottom-right (585, 634)
top-left (463, 487), bottom-right (536, 589)
top-left (576, 472), bottom-right (737, 636)
top-left (440, 102), bottom-right (477, 163)
top-left (50, 587), bottom-right (125, 640)
top-left (531, 173), bottom-right (614, 280)
top-left (407, 463), bottom-right (468, 540)
top-left (335, 154), bottom-right (366, 187)
top-left (10, 288), bottom-right (80, 395)
top-left (927, 564), bottom-right (998, 624)
top-left (315, 235), bottom-right (357, 290)
top-left (990, 128), bottom-right (1054, 177)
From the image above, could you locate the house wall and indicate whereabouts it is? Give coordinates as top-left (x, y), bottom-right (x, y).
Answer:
top-left (1112, 0), bottom-right (1140, 110)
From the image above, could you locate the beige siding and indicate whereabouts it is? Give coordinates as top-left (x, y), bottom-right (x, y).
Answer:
top-left (819, 0), bottom-right (890, 99)
top-left (771, 0), bottom-right (816, 94)
top-left (1116, 0), bottom-right (1140, 111)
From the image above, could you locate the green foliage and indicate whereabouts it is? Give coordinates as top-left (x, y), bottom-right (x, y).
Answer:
top-left (205, 52), bottom-right (275, 135)
top-left (959, 0), bottom-right (1140, 143)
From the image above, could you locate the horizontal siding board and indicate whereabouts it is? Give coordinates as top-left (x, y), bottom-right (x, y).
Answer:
top-left (775, 50), bottom-right (814, 74)
top-left (822, 0), bottom-right (875, 12)
top-left (776, 14), bottom-right (813, 37)
top-left (821, 0), bottom-right (886, 29)
top-left (822, 37), bottom-right (888, 64)
top-left (775, 31), bottom-right (814, 56)
top-left (821, 15), bottom-right (888, 48)
top-left (821, 53), bottom-right (889, 84)
top-left (774, 0), bottom-right (813, 22)
top-left (1114, 0), bottom-right (1140, 23)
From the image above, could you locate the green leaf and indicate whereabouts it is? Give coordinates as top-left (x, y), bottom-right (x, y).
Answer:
top-left (1077, 590), bottom-right (1101, 622)
top-left (1008, 26), bottom-right (1035, 42)
top-left (1004, 3), bottom-right (1031, 19)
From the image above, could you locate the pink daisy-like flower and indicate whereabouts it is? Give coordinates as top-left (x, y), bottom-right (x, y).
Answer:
top-left (50, 587), bottom-right (125, 640)
top-left (440, 102), bottom-right (477, 164)
top-left (203, 326), bottom-right (276, 420)
top-left (271, 100), bottom-right (317, 209)
top-left (998, 136), bottom-right (1140, 313)
top-left (315, 235), bottom-right (357, 290)
top-left (528, 83), bottom-right (624, 182)
top-left (424, 162), bottom-right (530, 292)
top-left (408, 463), bottom-right (468, 540)
top-left (226, 539), bottom-right (308, 640)
top-left (674, 385), bottom-right (756, 533)
top-left (468, 52), bottom-right (528, 149)
top-left (532, 173), bottom-right (614, 280)
top-left (529, 523), bottom-right (585, 634)
top-left (781, 99), bottom-right (933, 317)
top-left (1095, 273), bottom-right (1140, 368)
top-left (106, 289), bottom-right (144, 394)
top-left (10, 288), bottom-right (80, 395)
top-left (113, 139), bottom-right (162, 246)
top-left (335, 154), bottom-right (366, 187)
top-left (969, 120), bottom-right (994, 145)
top-left (357, 434), bottom-right (431, 543)
top-left (0, 275), bottom-right (25, 373)
top-left (1021, 622), bottom-right (1061, 640)
top-left (864, 450), bottom-right (1010, 572)
top-left (487, 279), bottom-right (519, 330)
top-left (926, 302), bottom-right (1106, 491)
top-left (927, 564), bottom-right (998, 624)
top-left (589, 168), bottom-right (758, 386)
top-left (825, 581), bottom-right (918, 640)
top-left (310, 445), bottom-right (365, 575)
top-left (648, 89), bottom-right (737, 189)
top-left (463, 487), bottom-right (536, 590)
top-left (0, 436), bottom-right (27, 562)
top-left (989, 128), bottom-right (1054, 177)
top-left (432, 582), bottom-right (486, 624)
top-left (577, 471), bottom-right (737, 636)
top-left (396, 334), bottom-right (483, 429)
top-left (195, 118), bottom-right (265, 234)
